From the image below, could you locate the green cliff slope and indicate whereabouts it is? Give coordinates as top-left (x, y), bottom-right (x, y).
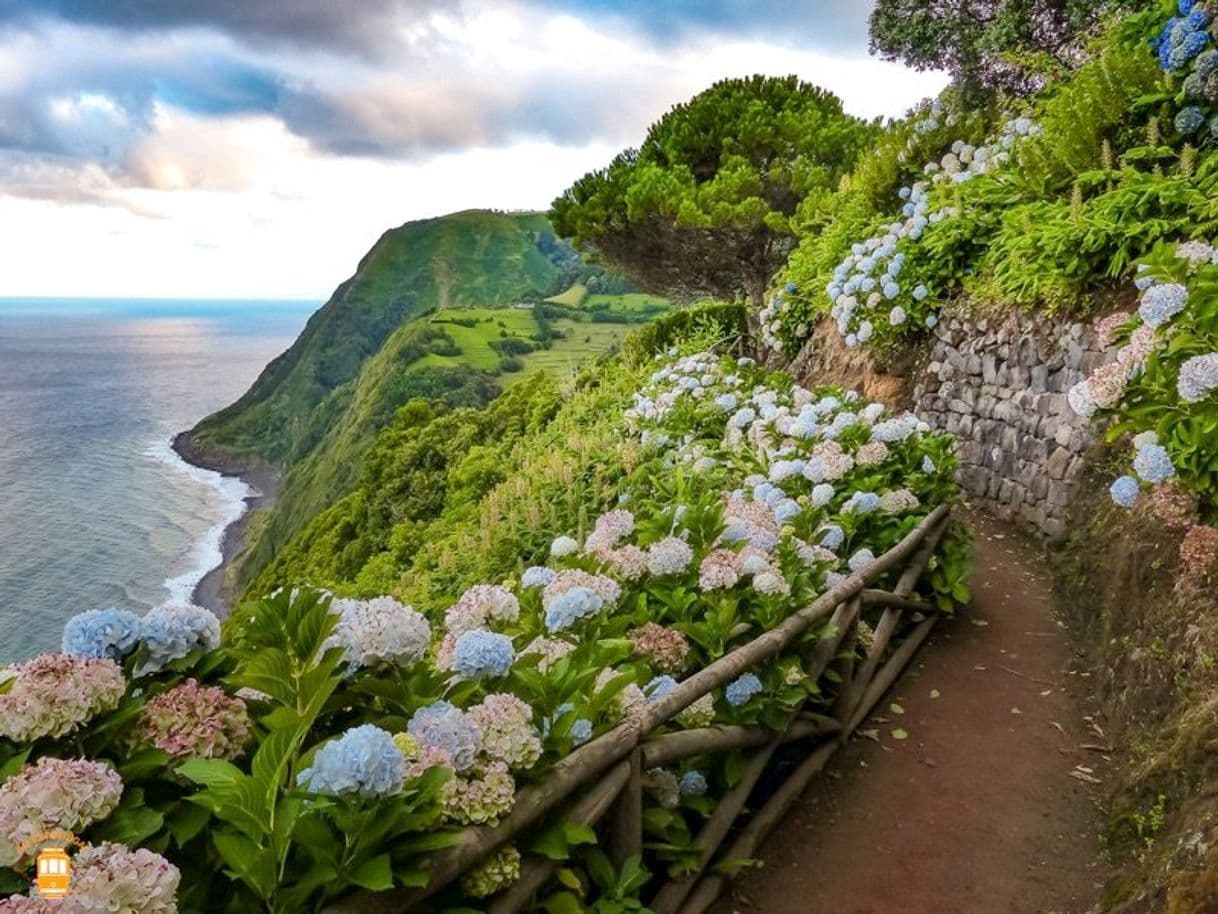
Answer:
top-left (189, 209), bottom-right (664, 591)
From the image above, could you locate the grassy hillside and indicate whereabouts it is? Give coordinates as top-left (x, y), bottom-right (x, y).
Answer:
top-left (190, 209), bottom-right (668, 591)
top-left (245, 303), bottom-right (744, 600)
top-left (190, 210), bottom-right (586, 466)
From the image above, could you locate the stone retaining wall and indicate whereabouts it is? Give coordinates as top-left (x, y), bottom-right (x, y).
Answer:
top-left (912, 312), bottom-right (1113, 540)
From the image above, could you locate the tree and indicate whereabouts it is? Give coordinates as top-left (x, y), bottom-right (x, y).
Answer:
top-left (550, 76), bottom-right (877, 308)
top-left (869, 0), bottom-right (1131, 98)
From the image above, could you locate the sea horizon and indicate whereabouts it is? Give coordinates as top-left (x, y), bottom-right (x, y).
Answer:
top-left (0, 298), bottom-right (314, 662)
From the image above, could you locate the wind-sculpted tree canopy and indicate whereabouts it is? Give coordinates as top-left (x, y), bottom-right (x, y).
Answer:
top-left (550, 76), bottom-right (878, 307)
top-left (869, 0), bottom-right (1129, 97)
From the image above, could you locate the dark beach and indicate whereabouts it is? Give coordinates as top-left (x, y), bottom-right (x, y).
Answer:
top-left (171, 431), bottom-right (279, 616)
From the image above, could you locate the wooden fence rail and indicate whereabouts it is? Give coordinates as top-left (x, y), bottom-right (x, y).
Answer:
top-left (329, 503), bottom-right (952, 914)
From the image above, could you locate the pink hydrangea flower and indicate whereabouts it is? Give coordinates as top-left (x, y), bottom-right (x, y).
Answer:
top-left (441, 761), bottom-right (515, 825)
top-left (520, 636), bottom-right (575, 672)
top-left (469, 694), bottom-right (542, 771)
top-left (605, 545), bottom-right (648, 581)
top-left (1142, 482), bottom-right (1197, 530)
top-left (1084, 361), bottom-right (1128, 409)
top-left (133, 679), bottom-right (251, 760)
top-left (68, 842), bottom-right (180, 914)
top-left (443, 585), bottom-right (520, 636)
top-left (646, 537), bottom-right (694, 576)
top-left (698, 549), bottom-right (741, 591)
top-left (1179, 524), bottom-right (1218, 582)
top-left (854, 441), bottom-right (889, 466)
top-left (583, 509), bottom-right (635, 553)
top-left (1094, 311), bottom-right (1132, 349)
top-left (0, 653), bottom-right (126, 743)
top-left (631, 623), bottom-right (691, 674)
top-left (0, 758), bottom-right (122, 866)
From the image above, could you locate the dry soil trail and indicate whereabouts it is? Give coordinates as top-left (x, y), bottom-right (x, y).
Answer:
top-left (712, 511), bottom-right (1109, 914)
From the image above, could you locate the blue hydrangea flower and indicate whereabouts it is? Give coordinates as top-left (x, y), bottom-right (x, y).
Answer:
top-left (453, 630), bottom-right (515, 680)
top-left (570, 718), bottom-right (593, 744)
top-left (1133, 443), bottom-right (1175, 483)
top-left (753, 482), bottom-right (786, 505)
top-left (823, 411), bottom-right (857, 440)
top-left (725, 673), bottom-right (763, 707)
top-left (819, 525), bottom-right (845, 551)
top-left (848, 548), bottom-right (877, 572)
top-left (773, 499), bottom-right (802, 524)
top-left (889, 306), bottom-right (907, 326)
top-left (1109, 475), bottom-right (1140, 508)
top-left (297, 724), bottom-right (404, 797)
top-left (62, 608), bottom-right (142, 660)
top-left (136, 603), bottom-right (221, 676)
top-left (408, 700), bottom-right (482, 770)
top-left (922, 455), bottom-right (937, 473)
top-left (680, 770), bottom-right (708, 796)
top-left (845, 492), bottom-right (880, 515)
top-left (544, 703), bottom-right (594, 744)
top-left (1197, 48), bottom-right (1218, 77)
top-left (811, 483), bottom-right (835, 507)
top-left (730, 407), bottom-right (757, 429)
top-left (522, 566), bottom-right (556, 588)
top-left (645, 675), bottom-right (679, 704)
top-left (714, 392), bottom-right (739, 412)
top-left (544, 587), bottom-right (604, 632)
top-left (1176, 105), bottom-right (1206, 135)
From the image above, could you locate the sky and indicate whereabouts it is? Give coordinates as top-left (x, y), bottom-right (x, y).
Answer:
top-left (0, 1), bottom-right (949, 300)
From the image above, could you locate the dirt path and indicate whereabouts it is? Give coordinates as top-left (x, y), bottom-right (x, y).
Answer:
top-left (712, 511), bottom-right (1110, 914)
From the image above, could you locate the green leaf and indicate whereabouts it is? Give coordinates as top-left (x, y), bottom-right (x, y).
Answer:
top-left (543, 893), bottom-right (585, 914)
top-left (348, 853), bottom-right (394, 891)
top-left (563, 821), bottom-right (598, 847)
top-left (177, 757), bottom-right (246, 788)
top-left (92, 804), bottom-right (164, 846)
top-left (168, 801), bottom-right (212, 847)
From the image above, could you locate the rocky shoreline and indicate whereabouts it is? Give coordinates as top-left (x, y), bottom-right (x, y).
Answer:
top-left (171, 431), bottom-right (278, 616)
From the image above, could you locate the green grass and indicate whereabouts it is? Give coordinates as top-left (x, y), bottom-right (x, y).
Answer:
top-left (191, 210), bottom-right (583, 464)
top-left (545, 282), bottom-right (589, 307)
top-left (506, 320), bottom-right (632, 385)
top-left (584, 292), bottom-right (667, 312)
top-left (415, 306), bottom-right (636, 385)
top-left (419, 308), bottom-right (540, 371)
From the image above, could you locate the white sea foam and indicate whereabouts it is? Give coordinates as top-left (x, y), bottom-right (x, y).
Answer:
top-left (144, 437), bottom-right (252, 608)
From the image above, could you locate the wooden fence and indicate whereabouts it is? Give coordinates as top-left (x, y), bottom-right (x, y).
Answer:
top-left (331, 503), bottom-right (952, 914)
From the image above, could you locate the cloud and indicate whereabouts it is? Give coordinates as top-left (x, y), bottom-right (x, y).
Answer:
top-left (0, 0), bottom-right (949, 298)
top-left (539, 0), bottom-right (875, 53)
top-left (0, 0), bottom-right (456, 57)
top-left (0, 0), bottom-right (874, 57)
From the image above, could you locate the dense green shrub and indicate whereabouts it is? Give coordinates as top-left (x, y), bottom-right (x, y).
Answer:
top-left (551, 76), bottom-right (879, 307)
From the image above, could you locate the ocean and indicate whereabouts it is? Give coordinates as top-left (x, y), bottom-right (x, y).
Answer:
top-left (0, 298), bottom-right (314, 663)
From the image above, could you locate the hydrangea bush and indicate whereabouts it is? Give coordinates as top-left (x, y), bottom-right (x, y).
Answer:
top-left (1069, 238), bottom-right (1218, 580)
top-left (1158, 0), bottom-right (1218, 141)
top-left (762, 108), bottom-right (1039, 355)
top-left (0, 340), bottom-right (968, 913)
